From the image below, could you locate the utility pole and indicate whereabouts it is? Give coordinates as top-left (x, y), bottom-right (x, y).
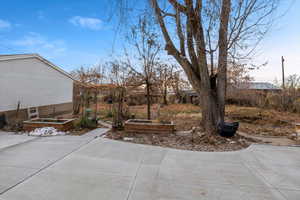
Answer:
top-left (281, 56), bottom-right (285, 89)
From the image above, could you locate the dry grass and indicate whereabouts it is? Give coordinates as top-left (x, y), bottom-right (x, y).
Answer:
top-left (225, 105), bottom-right (299, 137)
top-left (90, 103), bottom-right (299, 137)
top-left (226, 105), bottom-right (300, 123)
top-left (161, 104), bottom-right (200, 115)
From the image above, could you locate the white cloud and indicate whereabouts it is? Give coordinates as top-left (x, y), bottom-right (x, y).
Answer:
top-left (0, 19), bottom-right (11, 29)
top-left (69, 16), bottom-right (102, 30)
top-left (11, 32), bottom-right (66, 57)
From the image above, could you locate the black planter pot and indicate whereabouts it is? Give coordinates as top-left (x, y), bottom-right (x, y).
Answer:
top-left (218, 122), bottom-right (239, 138)
top-left (0, 114), bottom-right (7, 129)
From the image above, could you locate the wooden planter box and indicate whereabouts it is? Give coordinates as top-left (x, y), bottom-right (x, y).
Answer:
top-left (296, 123), bottom-right (300, 132)
top-left (124, 119), bottom-right (175, 134)
top-left (23, 118), bottom-right (74, 132)
top-left (295, 123), bottom-right (300, 139)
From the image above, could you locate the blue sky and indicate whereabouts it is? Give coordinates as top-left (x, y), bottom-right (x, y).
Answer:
top-left (0, 0), bottom-right (119, 70)
top-left (0, 0), bottom-right (299, 82)
top-left (251, 0), bottom-right (300, 82)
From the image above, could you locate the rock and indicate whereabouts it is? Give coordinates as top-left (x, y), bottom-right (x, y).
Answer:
top-left (238, 138), bottom-right (245, 143)
top-left (291, 133), bottom-right (298, 137)
top-left (291, 133), bottom-right (299, 140)
top-left (124, 137), bottom-right (134, 141)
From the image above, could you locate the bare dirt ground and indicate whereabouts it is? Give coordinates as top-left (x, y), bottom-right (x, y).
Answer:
top-left (225, 105), bottom-right (299, 138)
top-left (105, 130), bottom-right (258, 152)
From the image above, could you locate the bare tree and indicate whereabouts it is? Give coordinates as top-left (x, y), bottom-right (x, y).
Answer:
top-left (227, 62), bottom-right (254, 85)
top-left (285, 74), bottom-right (300, 102)
top-left (169, 70), bottom-right (190, 103)
top-left (155, 63), bottom-right (177, 105)
top-left (71, 65), bottom-right (106, 115)
top-left (112, 0), bottom-right (279, 134)
top-left (125, 14), bottom-right (161, 119)
top-left (106, 60), bottom-right (130, 129)
top-left (108, 59), bottom-right (130, 86)
top-left (147, 0), bottom-right (279, 134)
top-left (155, 63), bottom-right (190, 104)
top-left (286, 74), bottom-right (300, 90)
top-left (71, 65), bottom-right (108, 84)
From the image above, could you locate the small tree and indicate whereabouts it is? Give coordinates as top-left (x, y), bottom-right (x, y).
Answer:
top-left (169, 70), bottom-right (190, 103)
top-left (71, 66), bottom-right (107, 115)
top-left (107, 59), bottom-right (130, 129)
top-left (71, 65), bottom-right (108, 84)
top-left (125, 14), bottom-right (161, 119)
top-left (286, 74), bottom-right (300, 91)
top-left (155, 63), bottom-right (180, 105)
top-left (227, 62), bottom-right (255, 85)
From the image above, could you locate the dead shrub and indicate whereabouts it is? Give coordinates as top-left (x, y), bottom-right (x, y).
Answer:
top-left (227, 89), bottom-right (300, 113)
top-left (293, 98), bottom-right (300, 113)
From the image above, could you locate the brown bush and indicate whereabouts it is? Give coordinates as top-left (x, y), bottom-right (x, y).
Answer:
top-left (227, 89), bottom-right (300, 113)
top-left (227, 90), bottom-right (262, 107)
top-left (292, 98), bottom-right (300, 113)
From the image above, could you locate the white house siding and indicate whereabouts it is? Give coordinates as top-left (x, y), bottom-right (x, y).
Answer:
top-left (0, 57), bottom-right (73, 112)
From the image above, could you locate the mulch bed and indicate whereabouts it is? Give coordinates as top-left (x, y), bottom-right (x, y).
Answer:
top-left (105, 130), bottom-right (258, 152)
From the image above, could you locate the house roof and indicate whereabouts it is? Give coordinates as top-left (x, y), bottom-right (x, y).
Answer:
top-left (236, 82), bottom-right (281, 90)
top-left (0, 53), bottom-right (75, 81)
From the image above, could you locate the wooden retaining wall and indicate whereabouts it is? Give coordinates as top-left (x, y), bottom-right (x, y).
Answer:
top-left (124, 119), bottom-right (175, 134)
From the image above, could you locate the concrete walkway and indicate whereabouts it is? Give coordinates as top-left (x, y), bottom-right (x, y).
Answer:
top-left (238, 131), bottom-right (296, 146)
top-left (0, 131), bottom-right (37, 149)
top-left (0, 131), bottom-right (299, 199)
top-left (0, 129), bottom-right (108, 195)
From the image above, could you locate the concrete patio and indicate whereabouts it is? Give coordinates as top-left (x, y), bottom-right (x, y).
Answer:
top-left (0, 129), bottom-right (299, 200)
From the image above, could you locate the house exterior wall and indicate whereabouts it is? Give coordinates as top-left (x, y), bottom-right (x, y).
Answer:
top-left (0, 57), bottom-right (73, 113)
top-left (1, 102), bottom-right (73, 125)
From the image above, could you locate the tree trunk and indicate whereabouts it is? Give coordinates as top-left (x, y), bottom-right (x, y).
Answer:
top-left (210, 52), bottom-right (214, 75)
top-left (146, 80), bottom-right (151, 120)
top-left (94, 91), bottom-right (98, 120)
top-left (163, 84), bottom-right (168, 105)
top-left (199, 86), bottom-right (219, 134)
top-left (217, 0), bottom-right (231, 123)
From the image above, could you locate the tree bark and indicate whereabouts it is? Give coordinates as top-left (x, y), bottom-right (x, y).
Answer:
top-left (163, 82), bottom-right (168, 105)
top-left (217, 0), bottom-right (231, 124)
top-left (199, 82), bottom-right (219, 134)
top-left (94, 90), bottom-right (98, 120)
top-left (146, 80), bottom-right (151, 120)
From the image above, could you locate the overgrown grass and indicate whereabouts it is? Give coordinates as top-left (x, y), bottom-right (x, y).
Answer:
top-left (160, 104), bottom-right (200, 115)
top-left (88, 103), bottom-right (300, 135)
top-left (225, 105), bottom-right (299, 136)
